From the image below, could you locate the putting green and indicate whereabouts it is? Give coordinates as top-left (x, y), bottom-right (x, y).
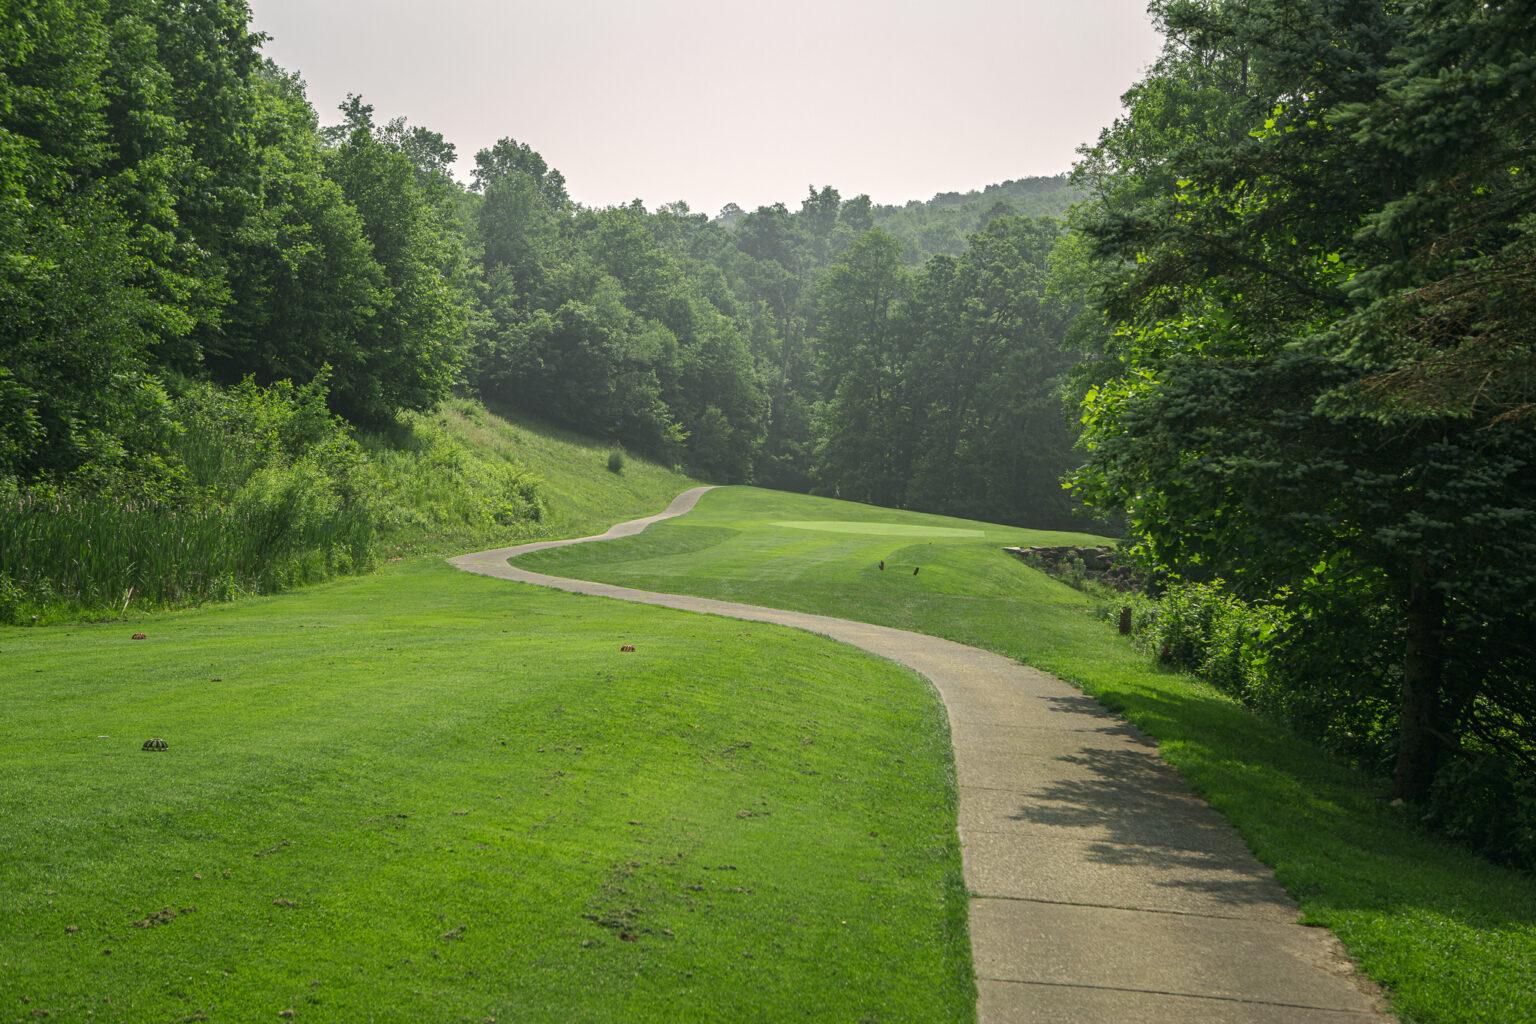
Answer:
top-left (772, 520), bottom-right (984, 538)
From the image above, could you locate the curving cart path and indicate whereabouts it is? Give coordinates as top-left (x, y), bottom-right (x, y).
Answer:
top-left (450, 487), bottom-right (1388, 1023)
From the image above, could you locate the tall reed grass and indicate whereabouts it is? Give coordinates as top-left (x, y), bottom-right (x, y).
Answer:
top-left (0, 474), bottom-right (373, 622)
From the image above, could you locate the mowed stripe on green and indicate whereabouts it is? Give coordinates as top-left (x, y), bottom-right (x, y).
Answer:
top-left (0, 558), bottom-right (974, 1022)
top-left (519, 485), bottom-right (1536, 1024)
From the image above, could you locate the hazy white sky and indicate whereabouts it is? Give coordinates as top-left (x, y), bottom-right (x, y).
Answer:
top-left (249, 0), bottom-right (1162, 214)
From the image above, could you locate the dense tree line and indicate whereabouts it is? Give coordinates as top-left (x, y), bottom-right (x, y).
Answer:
top-left (1, 0), bottom-right (471, 485)
top-left (0, 0), bottom-right (1086, 530)
top-left (1065, 0), bottom-right (1535, 856)
top-left (870, 175), bottom-right (1079, 262)
top-left (461, 166), bottom-right (1082, 522)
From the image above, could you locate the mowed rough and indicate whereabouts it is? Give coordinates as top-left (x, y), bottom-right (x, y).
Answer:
top-left (0, 553), bottom-right (975, 1022)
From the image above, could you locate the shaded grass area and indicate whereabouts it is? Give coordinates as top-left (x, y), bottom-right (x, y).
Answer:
top-left (520, 486), bottom-right (1536, 1024)
top-left (0, 559), bottom-right (973, 1022)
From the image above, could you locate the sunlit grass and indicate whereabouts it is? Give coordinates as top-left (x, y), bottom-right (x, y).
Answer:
top-left (0, 559), bottom-right (974, 1022)
top-left (520, 485), bottom-right (1536, 1024)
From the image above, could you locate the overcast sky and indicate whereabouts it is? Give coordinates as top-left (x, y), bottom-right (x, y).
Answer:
top-left (248, 0), bottom-right (1163, 214)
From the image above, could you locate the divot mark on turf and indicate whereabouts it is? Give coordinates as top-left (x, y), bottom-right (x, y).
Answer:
top-left (132, 906), bottom-right (195, 928)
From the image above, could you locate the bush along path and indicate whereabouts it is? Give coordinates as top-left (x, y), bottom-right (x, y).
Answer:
top-left (451, 488), bottom-right (1389, 1024)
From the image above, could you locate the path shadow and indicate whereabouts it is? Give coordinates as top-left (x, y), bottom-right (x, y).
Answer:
top-left (1002, 741), bottom-right (1293, 913)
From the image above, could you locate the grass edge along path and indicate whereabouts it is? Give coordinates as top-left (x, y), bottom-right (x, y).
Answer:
top-left (517, 485), bottom-right (1536, 1024)
top-left (467, 487), bottom-right (1390, 1022)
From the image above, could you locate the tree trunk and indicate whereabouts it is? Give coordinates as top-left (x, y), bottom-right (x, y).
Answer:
top-left (1394, 560), bottom-right (1446, 801)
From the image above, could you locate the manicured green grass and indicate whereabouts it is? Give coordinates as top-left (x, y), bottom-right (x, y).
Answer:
top-left (0, 559), bottom-right (974, 1022)
top-left (521, 486), bottom-right (1536, 1024)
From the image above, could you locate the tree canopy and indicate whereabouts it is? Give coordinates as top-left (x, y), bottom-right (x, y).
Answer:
top-left (1065, 0), bottom-right (1536, 807)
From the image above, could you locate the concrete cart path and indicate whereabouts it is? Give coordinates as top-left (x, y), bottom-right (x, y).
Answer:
top-left (450, 487), bottom-right (1389, 1023)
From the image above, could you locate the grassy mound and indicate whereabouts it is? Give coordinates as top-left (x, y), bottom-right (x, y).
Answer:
top-left (519, 485), bottom-right (1536, 1024)
top-left (424, 400), bottom-right (697, 542)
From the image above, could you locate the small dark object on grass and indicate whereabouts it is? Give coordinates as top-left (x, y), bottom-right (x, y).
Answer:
top-left (878, 560), bottom-right (884, 571)
top-left (620, 644), bottom-right (636, 653)
top-left (142, 737), bottom-right (168, 751)
top-left (1118, 606), bottom-right (1132, 635)
top-left (912, 566), bottom-right (920, 576)
top-left (607, 449), bottom-right (625, 474)
top-left (131, 632), bottom-right (147, 640)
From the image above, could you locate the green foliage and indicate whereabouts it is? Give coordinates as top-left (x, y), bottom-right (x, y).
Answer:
top-left (1065, 0), bottom-right (1536, 816)
top-left (804, 219), bottom-right (1082, 528)
top-left (870, 175), bottom-right (1080, 262)
top-left (1330, 0), bottom-right (1536, 424)
top-left (0, 379), bottom-right (375, 621)
top-left (363, 413), bottom-right (545, 555)
top-left (318, 97), bottom-right (471, 423)
top-left (1123, 579), bottom-right (1282, 707)
top-left (812, 230), bottom-right (912, 504)
top-left (607, 447), bottom-right (625, 474)
top-left (206, 68), bottom-right (386, 406)
top-left (0, 380), bottom-right (572, 621)
top-left (1426, 759), bottom-right (1536, 871)
top-left (463, 171), bottom-right (1083, 509)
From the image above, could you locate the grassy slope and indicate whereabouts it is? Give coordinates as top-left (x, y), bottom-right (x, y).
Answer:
top-left (367, 399), bottom-right (706, 557)
top-left (520, 486), bottom-right (1536, 1024)
top-left (0, 435), bottom-right (976, 1021)
top-left (435, 400), bottom-right (704, 542)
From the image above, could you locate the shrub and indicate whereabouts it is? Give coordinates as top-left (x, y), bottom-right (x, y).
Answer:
top-left (1130, 579), bottom-right (1283, 702)
top-left (0, 570), bottom-right (24, 626)
top-left (1425, 756), bottom-right (1536, 871)
top-left (607, 448), bottom-right (625, 474)
top-left (1118, 574), bottom-right (1536, 869)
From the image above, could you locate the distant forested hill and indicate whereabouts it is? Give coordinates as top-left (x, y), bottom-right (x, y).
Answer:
top-left (870, 176), bottom-right (1080, 262)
